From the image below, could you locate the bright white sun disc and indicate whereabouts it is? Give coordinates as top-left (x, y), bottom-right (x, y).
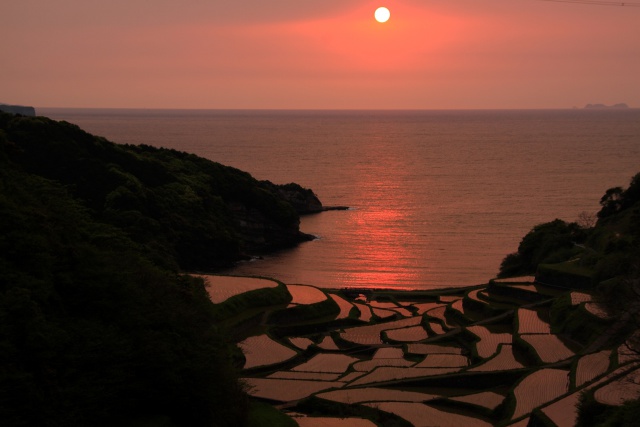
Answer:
top-left (375, 7), bottom-right (390, 23)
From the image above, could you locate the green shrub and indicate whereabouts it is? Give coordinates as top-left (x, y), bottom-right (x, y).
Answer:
top-left (499, 219), bottom-right (586, 277)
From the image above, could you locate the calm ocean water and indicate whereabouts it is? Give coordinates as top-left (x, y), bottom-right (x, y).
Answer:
top-left (40, 108), bottom-right (640, 290)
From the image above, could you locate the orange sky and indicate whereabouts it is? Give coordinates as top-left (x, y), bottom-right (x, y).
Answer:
top-left (2, 0), bottom-right (639, 109)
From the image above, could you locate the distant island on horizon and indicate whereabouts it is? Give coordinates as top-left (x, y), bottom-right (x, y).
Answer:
top-left (583, 102), bottom-right (630, 109)
top-left (14, 103), bottom-right (638, 112)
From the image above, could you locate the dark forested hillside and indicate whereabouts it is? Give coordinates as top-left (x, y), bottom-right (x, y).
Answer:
top-left (0, 112), bottom-right (323, 426)
top-left (498, 172), bottom-right (640, 425)
top-left (499, 172), bottom-right (640, 286)
top-left (0, 112), bottom-right (318, 271)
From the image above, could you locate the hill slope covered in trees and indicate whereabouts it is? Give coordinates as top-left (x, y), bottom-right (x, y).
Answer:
top-left (1, 112), bottom-right (320, 271)
top-left (0, 112), bottom-right (322, 426)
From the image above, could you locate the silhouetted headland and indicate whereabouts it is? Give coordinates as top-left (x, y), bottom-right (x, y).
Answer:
top-left (0, 102), bottom-right (36, 116)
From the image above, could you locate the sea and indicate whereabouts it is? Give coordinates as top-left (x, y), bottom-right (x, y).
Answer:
top-left (40, 108), bottom-right (640, 290)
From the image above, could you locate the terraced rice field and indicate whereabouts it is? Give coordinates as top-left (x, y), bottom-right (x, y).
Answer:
top-left (239, 334), bottom-right (298, 369)
top-left (364, 402), bottom-right (492, 427)
top-left (339, 371), bottom-right (366, 383)
top-left (414, 354), bottom-right (468, 368)
top-left (520, 334), bottom-right (574, 363)
top-left (575, 350), bottom-right (611, 387)
top-left (317, 387), bottom-right (439, 404)
top-left (427, 321), bottom-right (446, 335)
top-left (369, 301), bottom-right (413, 317)
top-left (268, 371), bottom-right (342, 381)
top-left (617, 342), bottom-right (640, 364)
top-left (242, 377), bottom-right (344, 402)
top-left (202, 275), bottom-right (279, 303)
top-left (340, 316), bottom-right (422, 345)
top-left (426, 305), bottom-right (457, 328)
top-left (594, 366), bottom-right (640, 406)
top-left (289, 337), bottom-right (314, 350)
top-left (354, 302), bottom-right (373, 322)
top-left (369, 301), bottom-right (402, 310)
top-left (352, 358), bottom-right (415, 372)
top-left (328, 293), bottom-right (354, 319)
top-left (317, 336), bottom-right (340, 350)
top-left (373, 347), bottom-right (405, 359)
top-left (411, 301), bottom-right (444, 315)
top-left (293, 416), bottom-right (378, 427)
top-left (450, 299), bottom-right (466, 316)
top-left (540, 390), bottom-right (581, 427)
top-left (450, 391), bottom-right (505, 410)
top-left (512, 368), bottom-right (569, 419)
top-left (385, 326), bottom-right (429, 342)
top-left (287, 284), bottom-right (328, 305)
top-left (292, 353), bottom-right (360, 373)
top-left (570, 291), bottom-right (592, 305)
top-left (467, 289), bottom-right (485, 304)
top-left (227, 277), bottom-right (635, 425)
top-left (351, 349), bottom-right (415, 372)
top-left (517, 308), bottom-right (551, 334)
top-left (371, 307), bottom-right (396, 320)
top-left (584, 302), bottom-right (610, 319)
top-left (469, 344), bottom-right (525, 372)
top-left (349, 367), bottom-right (461, 387)
top-left (406, 343), bottom-right (464, 355)
top-left (467, 325), bottom-right (512, 358)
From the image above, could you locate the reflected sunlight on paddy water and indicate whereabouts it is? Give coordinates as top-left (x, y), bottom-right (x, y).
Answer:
top-left (41, 108), bottom-right (640, 289)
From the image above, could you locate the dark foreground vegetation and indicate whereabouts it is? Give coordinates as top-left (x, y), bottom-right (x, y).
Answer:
top-left (1, 112), bottom-right (317, 272)
top-left (0, 112), bottom-right (321, 426)
top-left (499, 172), bottom-right (640, 425)
top-left (499, 171), bottom-right (640, 300)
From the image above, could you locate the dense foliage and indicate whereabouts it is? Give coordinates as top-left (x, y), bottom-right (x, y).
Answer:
top-left (0, 112), bottom-right (321, 426)
top-left (0, 162), bottom-right (246, 425)
top-left (499, 172), bottom-right (640, 284)
top-left (499, 172), bottom-right (640, 425)
top-left (499, 219), bottom-right (586, 278)
top-left (597, 173), bottom-right (640, 220)
top-left (0, 113), bottom-right (310, 271)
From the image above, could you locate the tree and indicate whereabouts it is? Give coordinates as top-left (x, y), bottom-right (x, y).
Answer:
top-left (598, 187), bottom-right (624, 219)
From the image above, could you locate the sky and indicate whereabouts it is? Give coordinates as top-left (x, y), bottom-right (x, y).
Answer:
top-left (2, 0), bottom-right (639, 109)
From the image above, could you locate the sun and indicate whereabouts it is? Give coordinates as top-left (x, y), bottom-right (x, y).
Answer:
top-left (374, 7), bottom-right (390, 23)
